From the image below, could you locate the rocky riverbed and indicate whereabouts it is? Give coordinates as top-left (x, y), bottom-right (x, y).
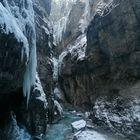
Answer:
top-left (45, 111), bottom-right (128, 140)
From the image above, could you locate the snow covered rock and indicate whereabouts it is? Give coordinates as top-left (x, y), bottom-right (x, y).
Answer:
top-left (71, 120), bottom-right (86, 132)
top-left (54, 100), bottom-right (63, 117)
top-left (91, 96), bottom-right (140, 139)
top-left (73, 130), bottom-right (106, 140)
top-left (59, 34), bottom-right (87, 76)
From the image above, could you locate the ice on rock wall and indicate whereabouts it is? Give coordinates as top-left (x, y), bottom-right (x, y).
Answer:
top-left (96, 0), bottom-right (120, 17)
top-left (68, 34), bottom-right (87, 61)
top-left (78, 0), bottom-right (91, 33)
top-left (0, 3), bottom-right (29, 59)
top-left (50, 0), bottom-right (77, 43)
top-left (33, 73), bottom-right (48, 106)
top-left (52, 57), bottom-right (59, 81)
top-left (0, 0), bottom-right (37, 105)
top-left (50, 0), bottom-right (93, 43)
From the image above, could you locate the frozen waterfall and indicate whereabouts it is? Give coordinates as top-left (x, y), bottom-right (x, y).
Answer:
top-left (0, 0), bottom-right (37, 105)
top-left (49, 0), bottom-right (92, 44)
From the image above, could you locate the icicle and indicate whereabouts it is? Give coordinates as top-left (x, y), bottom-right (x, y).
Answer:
top-left (23, 45), bottom-right (37, 106)
top-left (22, 0), bottom-right (37, 106)
top-left (23, 24), bottom-right (37, 107)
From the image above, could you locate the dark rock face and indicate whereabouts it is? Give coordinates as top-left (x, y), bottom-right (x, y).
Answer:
top-left (0, 33), bottom-right (26, 93)
top-left (59, 35), bottom-right (93, 110)
top-left (33, 0), bottom-right (53, 96)
top-left (59, 0), bottom-right (140, 138)
top-left (60, 0), bottom-right (140, 109)
top-left (86, 1), bottom-right (140, 137)
top-left (87, 0), bottom-right (140, 78)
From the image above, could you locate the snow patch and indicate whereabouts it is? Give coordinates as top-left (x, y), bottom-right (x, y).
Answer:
top-left (33, 73), bottom-right (48, 107)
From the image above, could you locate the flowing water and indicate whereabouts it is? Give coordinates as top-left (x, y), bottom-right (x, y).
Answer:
top-left (45, 112), bottom-right (128, 140)
top-left (45, 112), bottom-right (80, 140)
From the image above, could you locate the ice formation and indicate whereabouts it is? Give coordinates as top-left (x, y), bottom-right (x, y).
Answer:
top-left (79, 0), bottom-right (91, 33)
top-left (50, 0), bottom-right (93, 43)
top-left (33, 72), bottom-right (48, 106)
top-left (54, 100), bottom-right (63, 116)
top-left (50, 0), bottom-right (77, 43)
top-left (0, 0), bottom-right (37, 105)
top-left (52, 57), bottom-right (59, 81)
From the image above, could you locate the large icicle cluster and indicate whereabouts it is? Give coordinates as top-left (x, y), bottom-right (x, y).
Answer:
top-left (0, 0), bottom-right (37, 105)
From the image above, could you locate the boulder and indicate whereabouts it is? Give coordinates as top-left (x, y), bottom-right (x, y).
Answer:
top-left (71, 120), bottom-right (86, 132)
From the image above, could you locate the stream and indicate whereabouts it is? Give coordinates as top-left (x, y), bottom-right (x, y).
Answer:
top-left (45, 112), bottom-right (128, 140)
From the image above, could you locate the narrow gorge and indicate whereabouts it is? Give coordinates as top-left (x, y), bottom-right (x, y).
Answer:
top-left (0, 0), bottom-right (140, 140)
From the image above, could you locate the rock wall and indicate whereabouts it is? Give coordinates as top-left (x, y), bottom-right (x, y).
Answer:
top-left (59, 0), bottom-right (140, 138)
top-left (59, 0), bottom-right (140, 110)
top-left (33, 0), bottom-right (53, 96)
top-left (0, 0), bottom-right (54, 139)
